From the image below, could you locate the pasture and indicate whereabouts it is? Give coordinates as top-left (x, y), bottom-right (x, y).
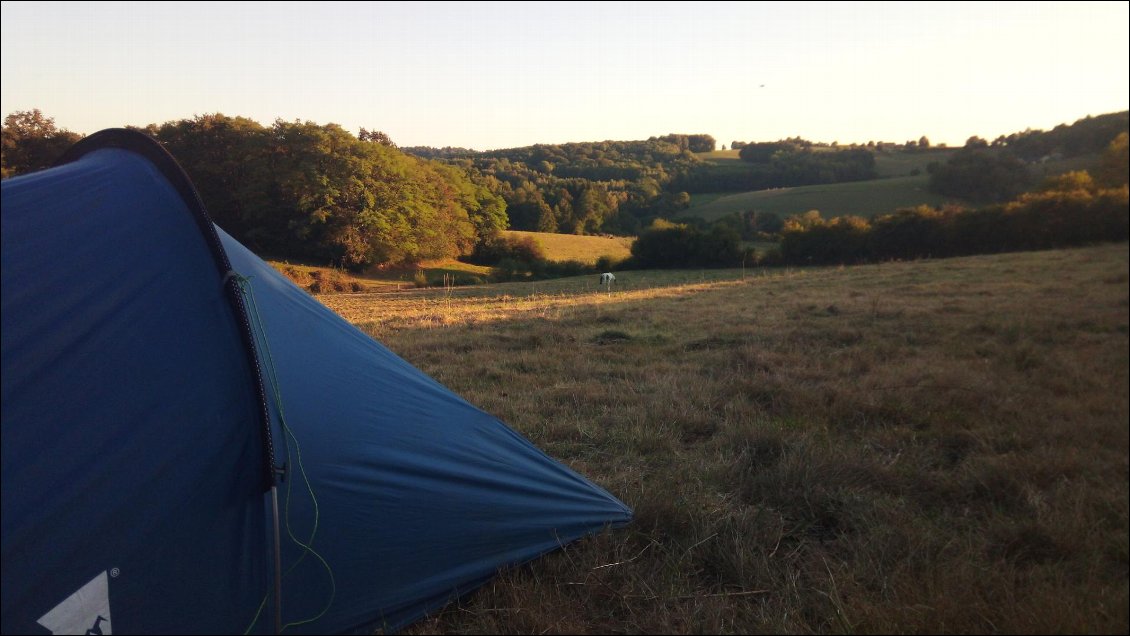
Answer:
top-left (317, 243), bottom-right (1130, 634)
top-left (681, 175), bottom-right (961, 223)
top-left (268, 258), bottom-right (494, 293)
top-left (873, 147), bottom-right (957, 177)
top-left (502, 229), bottom-right (635, 264)
top-left (694, 147), bottom-right (955, 177)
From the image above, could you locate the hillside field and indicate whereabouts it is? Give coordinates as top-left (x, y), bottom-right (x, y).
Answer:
top-left (318, 242), bottom-right (1130, 634)
top-left (502, 229), bottom-right (635, 264)
top-left (681, 175), bottom-right (961, 222)
top-left (695, 147), bottom-right (955, 178)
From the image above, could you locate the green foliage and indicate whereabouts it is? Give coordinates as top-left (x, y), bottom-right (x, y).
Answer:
top-left (0, 110), bottom-right (511, 268)
top-left (1, 109), bottom-right (82, 178)
top-left (594, 254), bottom-right (625, 272)
top-left (654, 133), bottom-right (716, 153)
top-left (144, 113), bottom-right (506, 269)
top-left (1096, 132), bottom-right (1129, 187)
top-left (405, 137), bottom-right (705, 236)
top-left (780, 173), bottom-right (1128, 264)
top-left (928, 147), bottom-right (1031, 202)
top-left (630, 224), bottom-right (745, 268)
top-left (737, 141), bottom-right (794, 163)
top-left (992, 111), bottom-right (1128, 160)
top-left (467, 233), bottom-right (547, 266)
top-left (682, 142), bottom-right (877, 193)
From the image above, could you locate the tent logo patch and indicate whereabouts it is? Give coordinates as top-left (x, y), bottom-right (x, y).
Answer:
top-left (37, 571), bottom-right (112, 635)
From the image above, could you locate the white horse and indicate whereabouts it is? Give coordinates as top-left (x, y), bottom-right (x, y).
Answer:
top-left (599, 272), bottom-right (615, 287)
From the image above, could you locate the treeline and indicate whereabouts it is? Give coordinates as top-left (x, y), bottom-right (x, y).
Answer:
top-left (672, 139), bottom-right (878, 193)
top-left (982, 111), bottom-right (1128, 161)
top-left (780, 167), bottom-right (1128, 265)
top-left (406, 137), bottom-right (708, 235)
top-left (1, 110), bottom-right (82, 178)
top-left (629, 221), bottom-right (748, 268)
top-left (407, 133), bottom-right (881, 235)
top-left (927, 111), bottom-right (1129, 202)
top-left (2, 111), bottom-right (507, 270)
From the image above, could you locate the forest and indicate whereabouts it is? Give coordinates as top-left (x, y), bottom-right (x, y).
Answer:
top-left (2, 109), bottom-right (1126, 272)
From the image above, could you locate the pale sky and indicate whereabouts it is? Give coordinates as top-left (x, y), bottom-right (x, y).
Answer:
top-left (2, 1), bottom-right (1127, 150)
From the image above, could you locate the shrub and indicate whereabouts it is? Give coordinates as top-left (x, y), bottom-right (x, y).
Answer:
top-left (630, 224), bottom-right (743, 268)
top-left (280, 265), bottom-right (314, 289)
top-left (308, 269), bottom-right (354, 294)
top-left (466, 234), bottom-right (546, 266)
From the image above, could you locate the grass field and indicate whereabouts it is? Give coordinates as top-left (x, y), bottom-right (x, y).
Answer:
top-left (681, 175), bottom-right (963, 223)
top-left (696, 149), bottom-right (744, 162)
top-left (267, 230), bottom-right (635, 293)
top-left (268, 258), bottom-right (494, 293)
top-left (503, 229), bottom-right (634, 264)
top-left (317, 242), bottom-right (1130, 634)
top-left (695, 147), bottom-right (955, 178)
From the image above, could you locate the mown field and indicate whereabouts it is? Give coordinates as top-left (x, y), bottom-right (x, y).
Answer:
top-left (681, 175), bottom-right (960, 223)
top-left (318, 243), bottom-right (1130, 634)
top-left (502, 230), bottom-right (635, 264)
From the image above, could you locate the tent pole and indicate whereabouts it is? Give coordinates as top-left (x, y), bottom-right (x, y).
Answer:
top-left (270, 484), bottom-right (283, 635)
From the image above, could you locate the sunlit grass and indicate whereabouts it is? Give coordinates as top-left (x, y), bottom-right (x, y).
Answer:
top-left (321, 243), bottom-right (1129, 634)
top-left (679, 175), bottom-right (959, 222)
top-left (502, 230), bottom-right (634, 264)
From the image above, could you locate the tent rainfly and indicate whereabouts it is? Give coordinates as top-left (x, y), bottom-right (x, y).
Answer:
top-left (1, 129), bottom-right (632, 635)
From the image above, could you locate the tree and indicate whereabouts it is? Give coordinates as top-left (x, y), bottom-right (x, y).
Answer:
top-left (929, 147), bottom-right (1031, 202)
top-left (1, 109), bottom-right (82, 177)
top-left (1096, 132), bottom-right (1129, 187)
top-left (965, 136), bottom-right (989, 149)
top-left (738, 142), bottom-right (789, 163)
top-left (154, 114), bottom-right (271, 243)
top-left (359, 128), bottom-right (396, 147)
top-left (918, 136), bottom-right (931, 149)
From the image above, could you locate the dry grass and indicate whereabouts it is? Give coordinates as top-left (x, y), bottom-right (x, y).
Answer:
top-left (268, 259), bottom-right (494, 293)
top-left (320, 243), bottom-right (1129, 634)
top-left (502, 230), bottom-right (634, 264)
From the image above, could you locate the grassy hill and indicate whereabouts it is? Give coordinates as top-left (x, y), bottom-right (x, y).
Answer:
top-left (680, 175), bottom-right (962, 222)
top-left (502, 230), bottom-right (634, 264)
top-left (873, 147), bottom-right (956, 177)
top-left (321, 242), bottom-right (1129, 634)
top-left (681, 147), bottom-right (962, 223)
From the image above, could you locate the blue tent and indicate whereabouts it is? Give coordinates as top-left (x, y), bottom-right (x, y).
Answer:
top-left (1, 130), bottom-right (631, 634)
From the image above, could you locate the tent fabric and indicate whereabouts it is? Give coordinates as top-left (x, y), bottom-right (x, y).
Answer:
top-left (1, 130), bottom-right (632, 635)
top-left (1, 145), bottom-right (270, 634)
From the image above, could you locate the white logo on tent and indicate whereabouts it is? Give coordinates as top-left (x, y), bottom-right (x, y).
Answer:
top-left (37, 571), bottom-right (112, 635)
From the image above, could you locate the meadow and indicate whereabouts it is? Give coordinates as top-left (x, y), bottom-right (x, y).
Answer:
top-left (316, 242), bottom-right (1130, 634)
top-left (681, 176), bottom-right (959, 223)
top-left (269, 231), bottom-right (634, 293)
top-left (502, 230), bottom-right (635, 264)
